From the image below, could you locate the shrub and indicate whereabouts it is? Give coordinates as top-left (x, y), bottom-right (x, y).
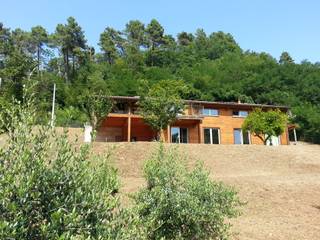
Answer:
top-left (133, 144), bottom-right (241, 240)
top-left (0, 92), bottom-right (144, 239)
top-left (55, 105), bottom-right (88, 127)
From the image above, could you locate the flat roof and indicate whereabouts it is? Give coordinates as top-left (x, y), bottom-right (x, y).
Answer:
top-left (110, 96), bottom-right (289, 110)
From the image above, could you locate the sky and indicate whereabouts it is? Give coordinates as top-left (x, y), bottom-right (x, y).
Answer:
top-left (1, 0), bottom-right (320, 63)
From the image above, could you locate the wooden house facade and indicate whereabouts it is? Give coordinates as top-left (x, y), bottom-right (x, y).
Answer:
top-left (97, 96), bottom-right (292, 145)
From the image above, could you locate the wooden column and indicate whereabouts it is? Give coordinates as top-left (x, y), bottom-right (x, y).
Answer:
top-left (167, 125), bottom-right (171, 143)
top-left (127, 104), bottom-right (131, 142)
top-left (198, 123), bottom-right (203, 144)
top-left (127, 117), bottom-right (131, 142)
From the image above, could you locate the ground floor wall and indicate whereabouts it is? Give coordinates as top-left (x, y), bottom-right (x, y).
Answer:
top-left (98, 115), bottom-right (290, 145)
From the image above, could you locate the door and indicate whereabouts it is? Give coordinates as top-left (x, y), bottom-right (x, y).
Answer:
top-left (266, 135), bottom-right (281, 146)
top-left (171, 127), bottom-right (188, 143)
top-left (204, 128), bottom-right (220, 144)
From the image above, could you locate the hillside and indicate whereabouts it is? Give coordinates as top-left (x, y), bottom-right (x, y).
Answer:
top-left (92, 142), bottom-right (320, 240)
top-left (1, 129), bottom-right (319, 239)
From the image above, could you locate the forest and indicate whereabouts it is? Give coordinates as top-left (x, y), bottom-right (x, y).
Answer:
top-left (0, 17), bottom-right (319, 143)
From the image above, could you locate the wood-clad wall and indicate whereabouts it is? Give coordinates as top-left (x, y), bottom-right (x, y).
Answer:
top-left (98, 106), bottom-right (290, 145)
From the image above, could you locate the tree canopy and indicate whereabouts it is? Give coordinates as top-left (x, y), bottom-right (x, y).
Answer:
top-left (242, 108), bottom-right (288, 145)
top-left (1, 17), bottom-right (320, 143)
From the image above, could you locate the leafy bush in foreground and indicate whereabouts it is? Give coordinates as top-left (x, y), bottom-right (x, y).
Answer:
top-left (0, 94), bottom-right (144, 239)
top-left (0, 90), bottom-right (241, 239)
top-left (133, 145), bottom-right (241, 240)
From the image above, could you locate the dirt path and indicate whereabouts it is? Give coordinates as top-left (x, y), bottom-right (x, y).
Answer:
top-left (92, 142), bottom-right (320, 240)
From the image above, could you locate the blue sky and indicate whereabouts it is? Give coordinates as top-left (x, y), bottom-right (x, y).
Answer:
top-left (2, 0), bottom-right (320, 63)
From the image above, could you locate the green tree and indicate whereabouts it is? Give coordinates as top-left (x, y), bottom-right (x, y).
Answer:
top-left (133, 144), bottom-right (241, 239)
top-left (0, 91), bottom-right (121, 239)
top-left (124, 20), bottom-right (147, 49)
top-left (138, 80), bottom-right (186, 140)
top-left (146, 19), bottom-right (165, 50)
top-left (53, 17), bottom-right (87, 82)
top-left (242, 108), bottom-right (288, 145)
top-left (99, 27), bottom-right (124, 64)
top-left (177, 31), bottom-right (194, 46)
top-left (77, 64), bottom-right (114, 130)
top-left (279, 51), bottom-right (294, 64)
top-left (207, 31), bottom-right (241, 59)
top-left (30, 25), bottom-right (49, 72)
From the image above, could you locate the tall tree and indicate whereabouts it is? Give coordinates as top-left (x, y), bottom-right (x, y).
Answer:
top-left (30, 26), bottom-right (48, 73)
top-left (53, 17), bottom-right (87, 82)
top-left (177, 32), bottom-right (194, 46)
top-left (207, 31), bottom-right (241, 59)
top-left (146, 19), bottom-right (165, 50)
top-left (124, 20), bottom-right (146, 49)
top-left (279, 51), bottom-right (294, 64)
top-left (99, 27), bottom-right (124, 64)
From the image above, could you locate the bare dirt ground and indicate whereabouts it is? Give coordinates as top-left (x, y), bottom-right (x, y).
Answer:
top-left (92, 142), bottom-right (320, 240)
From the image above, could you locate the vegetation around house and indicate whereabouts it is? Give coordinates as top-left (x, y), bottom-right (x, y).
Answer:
top-left (133, 144), bottom-right (241, 239)
top-left (139, 79), bottom-right (186, 140)
top-left (242, 108), bottom-right (288, 145)
top-left (0, 92), bottom-right (241, 239)
top-left (0, 18), bottom-right (320, 143)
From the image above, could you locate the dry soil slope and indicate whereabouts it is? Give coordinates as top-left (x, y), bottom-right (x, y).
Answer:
top-left (92, 142), bottom-right (320, 240)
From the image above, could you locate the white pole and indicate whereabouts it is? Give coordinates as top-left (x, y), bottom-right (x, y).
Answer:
top-left (0, 77), bottom-right (2, 88)
top-left (51, 83), bottom-right (56, 127)
top-left (293, 128), bottom-right (297, 144)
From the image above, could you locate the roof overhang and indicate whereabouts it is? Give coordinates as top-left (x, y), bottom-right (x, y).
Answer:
top-left (109, 96), bottom-right (290, 110)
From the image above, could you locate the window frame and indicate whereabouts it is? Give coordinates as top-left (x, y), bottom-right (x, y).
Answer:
top-left (203, 127), bottom-right (221, 144)
top-left (171, 127), bottom-right (189, 144)
top-left (201, 107), bottom-right (219, 117)
top-left (233, 128), bottom-right (251, 145)
top-left (232, 110), bottom-right (248, 118)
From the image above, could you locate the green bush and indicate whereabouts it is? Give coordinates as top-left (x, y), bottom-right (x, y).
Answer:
top-left (0, 94), bottom-right (143, 239)
top-left (133, 145), bottom-right (241, 240)
top-left (55, 106), bottom-right (88, 127)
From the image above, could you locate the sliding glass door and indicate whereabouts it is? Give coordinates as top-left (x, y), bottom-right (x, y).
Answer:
top-left (204, 128), bottom-right (220, 144)
top-left (171, 127), bottom-right (188, 143)
top-left (234, 129), bottom-right (250, 144)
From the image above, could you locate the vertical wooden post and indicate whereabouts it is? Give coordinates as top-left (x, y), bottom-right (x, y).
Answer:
top-left (199, 123), bottom-right (203, 144)
top-left (127, 117), bottom-right (131, 142)
top-left (127, 103), bottom-right (131, 142)
top-left (167, 125), bottom-right (171, 143)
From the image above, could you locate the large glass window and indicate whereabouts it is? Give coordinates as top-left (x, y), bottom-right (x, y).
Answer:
top-left (232, 110), bottom-right (248, 117)
top-left (234, 129), bottom-right (242, 144)
top-left (171, 127), bottom-right (180, 143)
top-left (234, 129), bottom-right (250, 144)
top-left (204, 128), bottom-right (220, 144)
top-left (171, 127), bottom-right (188, 143)
top-left (202, 108), bottom-right (219, 116)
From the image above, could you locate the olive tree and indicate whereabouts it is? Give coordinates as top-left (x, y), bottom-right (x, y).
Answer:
top-left (138, 80), bottom-right (186, 141)
top-left (79, 88), bottom-right (113, 131)
top-left (242, 108), bottom-right (288, 145)
top-left (0, 91), bottom-right (144, 239)
top-left (132, 144), bottom-right (241, 239)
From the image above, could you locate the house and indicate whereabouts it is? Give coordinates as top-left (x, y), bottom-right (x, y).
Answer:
top-left (97, 96), bottom-right (294, 145)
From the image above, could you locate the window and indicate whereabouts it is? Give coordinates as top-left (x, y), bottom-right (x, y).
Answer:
top-left (202, 108), bottom-right (219, 116)
top-left (233, 129), bottom-right (250, 144)
top-left (111, 103), bottom-right (127, 113)
top-left (171, 127), bottom-right (188, 143)
top-left (233, 110), bottom-right (248, 117)
top-left (204, 128), bottom-right (220, 144)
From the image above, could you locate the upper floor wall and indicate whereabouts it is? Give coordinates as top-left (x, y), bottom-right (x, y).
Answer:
top-left (109, 97), bottom-right (289, 119)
